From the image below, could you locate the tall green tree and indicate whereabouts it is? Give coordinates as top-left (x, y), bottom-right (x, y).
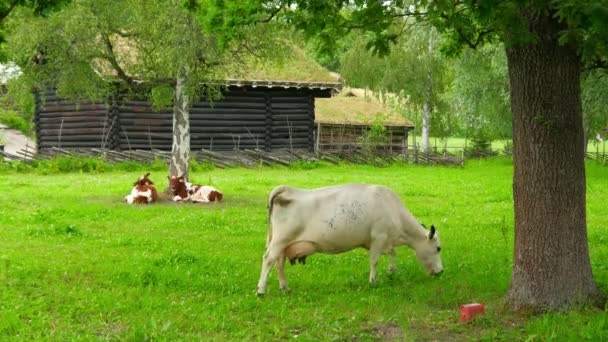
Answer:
top-left (340, 24), bottom-right (448, 153)
top-left (445, 43), bottom-right (511, 141)
top-left (582, 69), bottom-right (608, 151)
top-left (260, 0), bottom-right (607, 311)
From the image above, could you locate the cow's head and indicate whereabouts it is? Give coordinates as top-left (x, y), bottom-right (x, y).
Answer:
top-left (134, 173), bottom-right (154, 187)
top-left (414, 224), bottom-right (443, 276)
top-left (168, 175), bottom-right (186, 195)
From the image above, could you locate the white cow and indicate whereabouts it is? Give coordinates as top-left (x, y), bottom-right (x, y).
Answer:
top-left (257, 183), bottom-right (443, 295)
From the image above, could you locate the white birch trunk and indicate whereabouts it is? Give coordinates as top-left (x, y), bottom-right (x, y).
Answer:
top-left (170, 75), bottom-right (191, 180)
top-left (421, 34), bottom-right (433, 155)
top-left (422, 72), bottom-right (432, 154)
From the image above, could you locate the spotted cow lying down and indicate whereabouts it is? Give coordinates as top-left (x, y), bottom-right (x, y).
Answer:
top-left (168, 175), bottom-right (223, 203)
top-left (125, 173), bottom-right (159, 204)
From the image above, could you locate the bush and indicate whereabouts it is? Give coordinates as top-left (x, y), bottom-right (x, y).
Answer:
top-left (358, 114), bottom-right (390, 155)
top-left (465, 135), bottom-right (497, 158)
top-left (0, 156), bottom-right (166, 174)
top-left (0, 110), bottom-right (31, 134)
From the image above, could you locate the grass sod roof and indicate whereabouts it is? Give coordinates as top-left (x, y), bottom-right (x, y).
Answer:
top-left (315, 89), bottom-right (414, 127)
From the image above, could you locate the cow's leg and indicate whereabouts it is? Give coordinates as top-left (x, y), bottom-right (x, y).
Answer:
top-left (368, 235), bottom-right (388, 283)
top-left (257, 244), bottom-right (284, 295)
top-left (276, 252), bottom-right (289, 292)
top-left (387, 248), bottom-right (397, 274)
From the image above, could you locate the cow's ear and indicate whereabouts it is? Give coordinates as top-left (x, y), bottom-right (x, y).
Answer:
top-left (421, 223), bottom-right (427, 229)
top-left (429, 225), bottom-right (436, 240)
top-left (145, 172), bottom-right (150, 178)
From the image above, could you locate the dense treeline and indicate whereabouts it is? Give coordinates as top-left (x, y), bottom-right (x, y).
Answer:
top-left (308, 23), bottom-right (608, 146)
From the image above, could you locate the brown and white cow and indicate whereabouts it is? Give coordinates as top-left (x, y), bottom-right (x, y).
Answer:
top-left (168, 175), bottom-right (223, 203)
top-left (124, 173), bottom-right (159, 204)
top-left (256, 183), bottom-right (443, 295)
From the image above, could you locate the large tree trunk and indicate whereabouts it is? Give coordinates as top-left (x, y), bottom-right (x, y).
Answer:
top-left (505, 10), bottom-right (604, 310)
top-left (169, 75), bottom-right (191, 180)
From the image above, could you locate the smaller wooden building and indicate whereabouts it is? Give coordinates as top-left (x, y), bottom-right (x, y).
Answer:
top-left (313, 89), bottom-right (414, 153)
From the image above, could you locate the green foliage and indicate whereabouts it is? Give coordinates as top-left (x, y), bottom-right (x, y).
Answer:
top-left (305, 33), bottom-right (354, 71)
top-left (582, 70), bottom-right (608, 140)
top-left (465, 134), bottom-right (498, 159)
top-left (0, 110), bottom-right (30, 134)
top-left (358, 114), bottom-right (390, 155)
top-left (0, 156), bottom-right (169, 174)
top-left (444, 43), bottom-right (511, 140)
top-left (340, 24), bottom-right (450, 141)
top-left (0, 162), bottom-right (606, 339)
top-left (150, 85), bottom-right (174, 112)
top-left (0, 0), bottom-right (67, 61)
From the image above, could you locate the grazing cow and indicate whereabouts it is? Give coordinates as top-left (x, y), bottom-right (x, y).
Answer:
top-left (256, 184), bottom-right (443, 295)
top-left (124, 173), bottom-right (159, 204)
top-left (168, 175), bottom-right (223, 203)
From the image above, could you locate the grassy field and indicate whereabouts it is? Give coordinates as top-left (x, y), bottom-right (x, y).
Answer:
top-left (0, 159), bottom-right (607, 340)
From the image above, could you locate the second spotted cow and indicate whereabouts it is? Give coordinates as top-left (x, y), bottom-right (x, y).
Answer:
top-left (168, 175), bottom-right (223, 203)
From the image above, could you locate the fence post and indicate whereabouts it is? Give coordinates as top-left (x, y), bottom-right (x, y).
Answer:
top-left (308, 94), bottom-right (315, 152)
top-left (315, 121), bottom-right (321, 155)
top-left (110, 90), bottom-right (121, 151)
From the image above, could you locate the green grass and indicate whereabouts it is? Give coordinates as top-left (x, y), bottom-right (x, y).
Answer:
top-left (0, 159), bottom-right (607, 340)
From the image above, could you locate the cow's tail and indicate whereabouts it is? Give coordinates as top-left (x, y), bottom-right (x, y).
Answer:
top-left (266, 185), bottom-right (292, 247)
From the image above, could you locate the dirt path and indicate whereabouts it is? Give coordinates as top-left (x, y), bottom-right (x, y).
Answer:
top-left (0, 123), bottom-right (36, 157)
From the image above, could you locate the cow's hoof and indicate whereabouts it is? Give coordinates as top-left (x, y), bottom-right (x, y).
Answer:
top-left (256, 289), bottom-right (265, 297)
top-left (280, 286), bottom-right (290, 293)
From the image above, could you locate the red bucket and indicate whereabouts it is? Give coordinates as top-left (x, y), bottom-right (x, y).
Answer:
top-left (460, 303), bottom-right (485, 322)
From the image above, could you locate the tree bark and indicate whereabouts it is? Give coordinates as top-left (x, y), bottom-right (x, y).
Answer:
top-left (421, 79), bottom-right (431, 154)
top-left (505, 10), bottom-right (604, 310)
top-left (169, 74), bottom-right (191, 180)
top-left (421, 34), bottom-right (433, 155)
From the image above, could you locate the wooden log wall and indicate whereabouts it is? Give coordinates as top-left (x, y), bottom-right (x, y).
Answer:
top-left (35, 91), bottom-right (113, 150)
top-left (269, 90), bottom-right (312, 150)
top-left (35, 87), bottom-right (323, 152)
top-left (117, 96), bottom-right (173, 150)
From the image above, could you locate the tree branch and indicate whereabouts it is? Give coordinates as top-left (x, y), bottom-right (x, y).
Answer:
top-left (0, 0), bottom-right (19, 21)
top-left (257, 2), bottom-right (285, 23)
top-left (100, 32), bottom-right (134, 86)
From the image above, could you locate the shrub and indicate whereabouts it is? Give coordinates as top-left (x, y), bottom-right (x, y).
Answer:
top-left (0, 156), bottom-right (164, 174)
top-left (358, 114), bottom-right (390, 155)
top-left (0, 110), bottom-right (30, 134)
top-left (465, 135), bottom-right (497, 158)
